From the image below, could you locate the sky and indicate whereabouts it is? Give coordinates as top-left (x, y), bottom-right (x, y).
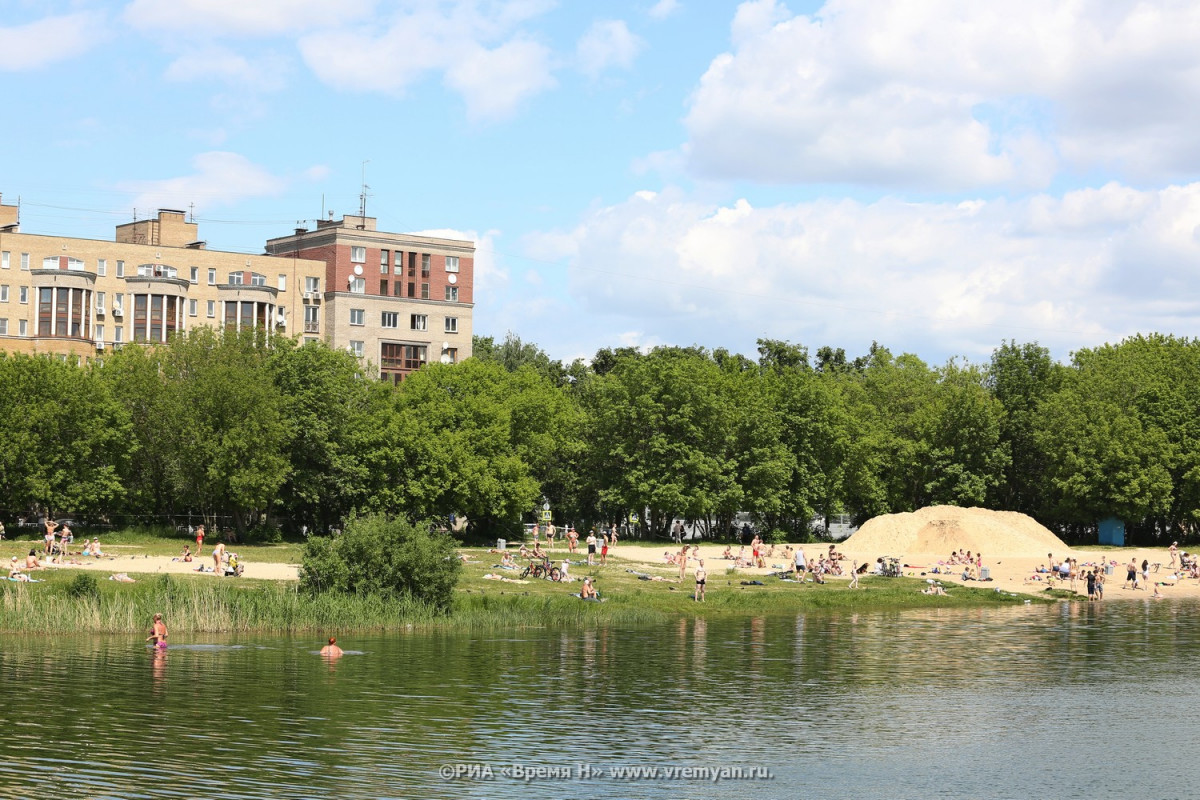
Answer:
top-left (3, 0), bottom-right (1200, 367)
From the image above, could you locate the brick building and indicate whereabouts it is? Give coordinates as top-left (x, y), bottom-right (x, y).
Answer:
top-left (0, 198), bottom-right (475, 380)
top-left (265, 214), bottom-right (474, 382)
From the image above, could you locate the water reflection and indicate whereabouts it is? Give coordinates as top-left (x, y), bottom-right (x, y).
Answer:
top-left (1, 602), bottom-right (1198, 798)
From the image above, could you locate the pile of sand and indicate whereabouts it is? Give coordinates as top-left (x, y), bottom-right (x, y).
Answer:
top-left (842, 505), bottom-right (1070, 559)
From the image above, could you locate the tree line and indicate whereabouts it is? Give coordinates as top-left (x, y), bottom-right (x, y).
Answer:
top-left (0, 329), bottom-right (1197, 545)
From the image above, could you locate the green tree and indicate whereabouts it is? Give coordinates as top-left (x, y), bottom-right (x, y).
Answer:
top-left (299, 513), bottom-right (461, 612)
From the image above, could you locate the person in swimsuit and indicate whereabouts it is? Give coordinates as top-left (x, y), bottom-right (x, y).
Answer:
top-left (694, 560), bottom-right (707, 602)
top-left (43, 519), bottom-right (57, 554)
top-left (319, 637), bottom-right (344, 657)
top-left (579, 578), bottom-right (598, 600)
top-left (212, 542), bottom-right (226, 575)
top-left (586, 532), bottom-right (597, 566)
top-left (194, 525), bottom-right (205, 556)
top-left (600, 533), bottom-right (609, 565)
top-left (147, 613), bottom-right (168, 648)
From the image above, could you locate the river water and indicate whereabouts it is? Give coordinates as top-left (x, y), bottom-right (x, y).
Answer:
top-left (0, 601), bottom-right (1194, 799)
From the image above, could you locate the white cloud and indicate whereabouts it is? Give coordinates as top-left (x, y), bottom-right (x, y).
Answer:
top-left (648, 0), bottom-right (681, 21)
top-left (115, 152), bottom-right (287, 213)
top-left (123, 0), bottom-right (375, 36)
top-left (298, 1), bottom-right (556, 120)
top-left (685, 0), bottom-right (1200, 188)
top-left (576, 20), bottom-right (644, 77)
top-left (445, 38), bottom-right (556, 121)
top-left (0, 12), bottom-right (104, 71)
top-left (163, 45), bottom-right (289, 91)
top-left (540, 183), bottom-right (1200, 362)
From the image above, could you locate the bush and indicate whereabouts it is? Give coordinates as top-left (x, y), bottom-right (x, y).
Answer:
top-left (299, 514), bottom-right (461, 613)
top-left (66, 573), bottom-right (101, 602)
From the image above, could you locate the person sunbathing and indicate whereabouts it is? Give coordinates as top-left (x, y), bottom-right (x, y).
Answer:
top-left (922, 583), bottom-right (948, 596)
top-left (722, 546), bottom-right (733, 560)
top-left (579, 577), bottom-right (599, 600)
top-left (25, 551), bottom-right (43, 570)
top-left (8, 557), bottom-right (30, 581)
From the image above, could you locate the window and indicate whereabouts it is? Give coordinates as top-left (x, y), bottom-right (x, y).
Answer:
top-left (278, 274), bottom-right (287, 291)
top-left (445, 347), bottom-right (458, 364)
top-left (96, 291), bottom-right (105, 312)
top-left (445, 286), bottom-right (459, 302)
top-left (67, 257), bottom-right (84, 271)
top-left (0, 251), bottom-right (8, 269)
top-left (407, 281), bottom-right (415, 297)
top-left (207, 300), bottom-right (215, 318)
top-left (0, 285), bottom-right (7, 302)
top-left (380, 343), bottom-right (428, 372)
top-left (421, 283), bottom-right (429, 300)
top-left (304, 305), bottom-right (319, 333)
top-left (207, 267), bottom-right (216, 285)
top-left (380, 279), bottom-right (388, 295)
top-left (228, 272), bottom-right (244, 286)
top-left (407, 252), bottom-right (416, 277)
top-left (43, 257), bottom-right (59, 269)
top-left (445, 256), bottom-right (460, 273)
top-left (393, 252), bottom-right (403, 275)
top-left (305, 276), bottom-right (320, 293)
top-left (411, 314), bottom-right (427, 331)
top-left (113, 294), bottom-right (124, 314)
top-left (349, 340), bottom-right (364, 357)
top-left (394, 282), bottom-right (403, 297)
top-left (350, 308), bottom-right (365, 326)
top-left (380, 250), bottom-right (389, 272)
top-left (20, 253), bottom-right (30, 270)
top-left (381, 311), bottom-right (398, 328)
top-left (114, 325), bottom-right (122, 343)
top-left (97, 258), bottom-right (107, 276)
top-left (444, 317), bottom-right (458, 334)
top-left (95, 324), bottom-right (104, 341)
top-left (0, 319), bottom-right (6, 335)
top-left (19, 286), bottom-right (28, 304)
top-left (350, 246), bottom-right (366, 263)
top-left (189, 299), bottom-right (198, 317)
top-left (250, 273), bottom-right (266, 287)
top-left (115, 259), bottom-right (124, 277)
top-left (404, 344), bottom-right (427, 370)
top-left (138, 264), bottom-right (177, 278)
top-left (350, 277), bottom-right (365, 294)
top-left (190, 267), bottom-right (199, 284)
top-left (19, 319), bottom-right (27, 336)
top-left (421, 253), bottom-right (430, 277)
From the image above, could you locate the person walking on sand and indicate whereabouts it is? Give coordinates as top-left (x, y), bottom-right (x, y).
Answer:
top-left (147, 613), bottom-right (168, 648)
top-left (694, 559), bottom-right (707, 602)
top-left (194, 525), bottom-right (205, 556)
top-left (794, 547), bottom-right (807, 582)
top-left (847, 561), bottom-right (860, 589)
top-left (1169, 541), bottom-right (1179, 568)
top-left (320, 637), bottom-right (343, 657)
top-left (678, 546), bottom-right (689, 582)
top-left (1124, 559), bottom-right (1137, 589)
top-left (212, 542), bottom-right (226, 575)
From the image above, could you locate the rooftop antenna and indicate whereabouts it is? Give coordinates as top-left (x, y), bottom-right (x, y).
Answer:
top-left (358, 160), bottom-right (370, 228)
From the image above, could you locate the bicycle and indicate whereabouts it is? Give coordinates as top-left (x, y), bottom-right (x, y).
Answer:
top-left (520, 558), bottom-right (562, 581)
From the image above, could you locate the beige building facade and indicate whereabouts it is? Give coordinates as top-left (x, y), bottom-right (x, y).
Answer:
top-left (0, 201), bottom-right (326, 360)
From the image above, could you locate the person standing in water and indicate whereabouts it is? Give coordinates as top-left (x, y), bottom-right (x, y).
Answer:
top-left (147, 613), bottom-right (168, 648)
top-left (319, 637), bottom-right (343, 657)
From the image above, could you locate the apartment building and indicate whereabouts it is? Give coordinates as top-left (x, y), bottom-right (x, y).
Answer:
top-left (0, 199), bottom-right (326, 360)
top-left (265, 214), bottom-right (474, 382)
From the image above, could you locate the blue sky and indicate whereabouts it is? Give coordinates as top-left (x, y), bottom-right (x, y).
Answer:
top-left (4, 0), bottom-right (1200, 366)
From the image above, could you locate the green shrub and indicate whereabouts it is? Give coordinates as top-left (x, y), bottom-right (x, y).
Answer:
top-left (66, 573), bottom-right (101, 602)
top-left (300, 514), bottom-right (462, 613)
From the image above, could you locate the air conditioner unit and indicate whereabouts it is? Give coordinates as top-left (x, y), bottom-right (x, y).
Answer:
top-left (303, 292), bottom-right (312, 301)
top-left (112, 307), bottom-right (123, 317)
top-left (95, 307), bottom-right (105, 315)
top-left (95, 340), bottom-right (105, 350)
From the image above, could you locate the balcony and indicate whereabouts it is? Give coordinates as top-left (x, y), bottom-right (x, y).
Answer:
top-left (304, 321), bottom-right (320, 334)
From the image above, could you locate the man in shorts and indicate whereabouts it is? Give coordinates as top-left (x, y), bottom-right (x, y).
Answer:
top-left (794, 547), bottom-right (807, 581)
top-left (586, 531), bottom-right (597, 566)
top-left (694, 559), bottom-right (707, 602)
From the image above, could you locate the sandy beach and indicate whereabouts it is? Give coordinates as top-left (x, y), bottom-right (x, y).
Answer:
top-left (37, 546), bottom-right (300, 581)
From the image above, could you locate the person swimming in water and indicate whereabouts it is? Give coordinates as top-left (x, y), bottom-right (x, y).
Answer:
top-left (146, 613), bottom-right (168, 648)
top-left (319, 637), bottom-right (344, 657)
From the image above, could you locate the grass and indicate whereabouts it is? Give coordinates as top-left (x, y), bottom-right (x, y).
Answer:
top-left (0, 535), bottom-right (1044, 635)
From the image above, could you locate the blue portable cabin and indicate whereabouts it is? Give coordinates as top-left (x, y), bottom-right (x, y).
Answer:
top-left (1098, 517), bottom-right (1125, 546)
